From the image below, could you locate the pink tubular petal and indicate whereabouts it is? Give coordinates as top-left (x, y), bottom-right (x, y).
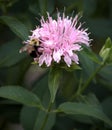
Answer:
top-left (45, 54), bottom-right (52, 67)
top-left (64, 54), bottom-right (72, 67)
top-left (53, 50), bottom-right (62, 63)
top-left (39, 55), bottom-right (45, 66)
top-left (25, 12), bottom-right (91, 67)
top-left (71, 54), bottom-right (79, 64)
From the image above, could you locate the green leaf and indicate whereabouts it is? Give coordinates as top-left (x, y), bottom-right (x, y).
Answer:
top-left (80, 93), bottom-right (101, 106)
top-left (60, 71), bottom-right (78, 98)
top-left (38, 0), bottom-right (54, 16)
top-left (0, 16), bottom-right (29, 40)
top-left (0, 39), bottom-right (27, 68)
top-left (98, 64), bottom-right (112, 90)
top-left (71, 93), bottom-right (101, 124)
top-left (20, 106), bottom-right (39, 130)
top-left (34, 110), bottom-right (55, 130)
top-left (0, 57), bottom-right (31, 85)
top-left (20, 74), bottom-right (49, 130)
top-left (58, 102), bottom-right (112, 127)
top-left (102, 97), bottom-right (112, 121)
top-left (21, 103), bottom-right (56, 130)
top-left (82, 45), bottom-right (101, 64)
top-left (61, 63), bottom-right (81, 72)
top-left (0, 86), bottom-right (42, 108)
top-left (48, 67), bottom-right (62, 103)
top-left (21, 74), bottom-right (56, 130)
top-left (38, 0), bottom-right (47, 16)
top-left (33, 72), bottom-right (57, 129)
top-left (99, 37), bottom-right (112, 63)
top-left (78, 50), bottom-right (96, 80)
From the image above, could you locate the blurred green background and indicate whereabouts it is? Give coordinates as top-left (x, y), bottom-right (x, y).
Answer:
top-left (0, 0), bottom-right (112, 130)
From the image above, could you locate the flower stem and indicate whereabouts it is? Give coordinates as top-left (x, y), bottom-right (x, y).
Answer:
top-left (71, 63), bottom-right (105, 100)
top-left (40, 101), bottom-right (53, 130)
top-left (80, 64), bottom-right (104, 93)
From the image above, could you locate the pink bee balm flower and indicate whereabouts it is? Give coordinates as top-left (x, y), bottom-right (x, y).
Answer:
top-left (23, 12), bottom-right (90, 67)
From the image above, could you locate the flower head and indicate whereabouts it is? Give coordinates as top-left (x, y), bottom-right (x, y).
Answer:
top-left (22, 12), bottom-right (90, 67)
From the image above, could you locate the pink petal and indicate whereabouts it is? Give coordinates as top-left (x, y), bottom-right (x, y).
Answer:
top-left (45, 54), bottom-right (52, 67)
top-left (71, 54), bottom-right (79, 64)
top-left (64, 54), bottom-right (72, 67)
top-left (53, 50), bottom-right (62, 63)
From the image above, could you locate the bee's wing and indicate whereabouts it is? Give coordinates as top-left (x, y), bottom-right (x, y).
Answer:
top-left (19, 45), bottom-right (29, 53)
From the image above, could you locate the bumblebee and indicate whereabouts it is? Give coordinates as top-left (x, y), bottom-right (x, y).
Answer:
top-left (20, 39), bottom-right (42, 58)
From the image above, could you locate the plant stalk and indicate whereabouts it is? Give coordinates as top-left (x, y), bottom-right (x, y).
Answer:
top-left (71, 63), bottom-right (105, 100)
top-left (40, 101), bottom-right (53, 130)
top-left (80, 64), bottom-right (104, 93)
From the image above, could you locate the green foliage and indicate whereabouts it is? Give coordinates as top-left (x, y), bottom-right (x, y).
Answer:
top-left (98, 64), bottom-right (112, 90)
top-left (0, 16), bottom-right (29, 40)
top-left (60, 63), bottom-right (81, 72)
top-left (58, 102), bottom-right (112, 127)
top-left (99, 37), bottom-right (112, 64)
top-left (78, 48), bottom-right (96, 80)
top-left (102, 97), bottom-right (112, 121)
top-left (81, 45), bottom-right (101, 64)
top-left (0, 39), bottom-right (27, 68)
top-left (34, 110), bottom-right (55, 130)
top-left (20, 106), bottom-right (39, 130)
top-left (0, 86), bottom-right (42, 108)
top-left (0, 0), bottom-right (112, 130)
top-left (48, 67), bottom-right (62, 103)
top-left (20, 74), bottom-right (56, 130)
